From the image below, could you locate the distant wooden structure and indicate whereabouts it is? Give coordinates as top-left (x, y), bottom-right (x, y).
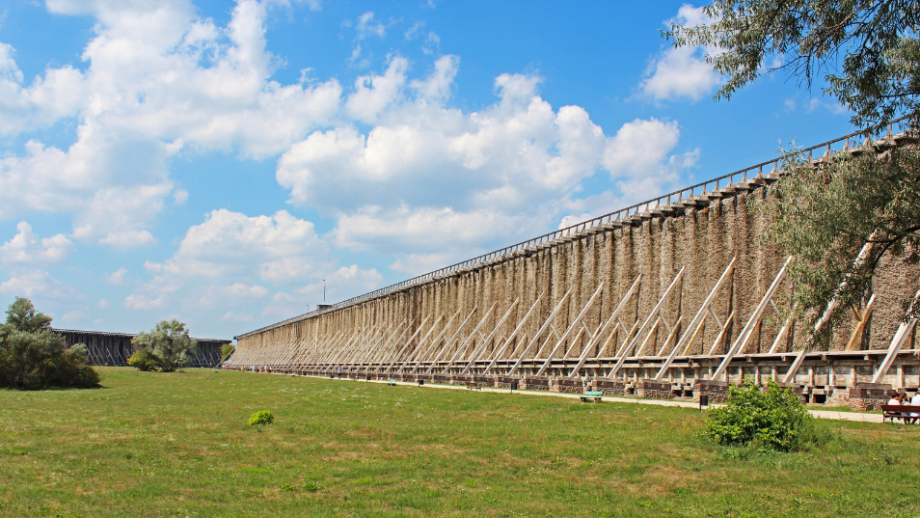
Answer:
top-left (53, 328), bottom-right (231, 368)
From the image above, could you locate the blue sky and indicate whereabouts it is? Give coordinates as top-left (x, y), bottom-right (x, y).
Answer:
top-left (0, 0), bottom-right (852, 339)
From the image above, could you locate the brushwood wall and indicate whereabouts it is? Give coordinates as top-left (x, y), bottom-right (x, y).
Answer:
top-left (235, 186), bottom-right (919, 370)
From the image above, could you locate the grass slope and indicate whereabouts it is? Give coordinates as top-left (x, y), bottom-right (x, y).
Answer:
top-left (1, 368), bottom-right (918, 517)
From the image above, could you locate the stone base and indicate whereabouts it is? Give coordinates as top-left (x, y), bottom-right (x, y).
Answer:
top-left (493, 375), bottom-right (520, 389)
top-left (431, 374), bottom-right (451, 384)
top-left (521, 376), bottom-right (551, 391)
top-left (551, 377), bottom-right (586, 393)
top-left (693, 379), bottom-right (729, 403)
top-left (637, 379), bottom-right (673, 399)
top-left (590, 378), bottom-right (626, 395)
top-left (449, 375), bottom-right (473, 385)
top-left (414, 374), bottom-right (432, 383)
top-left (848, 383), bottom-right (893, 411)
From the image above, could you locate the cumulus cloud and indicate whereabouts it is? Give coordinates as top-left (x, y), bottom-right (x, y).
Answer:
top-left (640, 4), bottom-right (722, 102)
top-left (146, 209), bottom-right (333, 281)
top-left (0, 222), bottom-right (73, 265)
top-left (130, 209), bottom-right (381, 317)
top-left (107, 268), bottom-right (129, 285)
top-left (0, 0), bottom-right (341, 248)
top-left (0, 269), bottom-right (78, 300)
top-left (278, 60), bottom-right (696, 264)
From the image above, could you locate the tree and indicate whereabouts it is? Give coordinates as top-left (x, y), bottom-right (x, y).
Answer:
top-left (665, 0), bottom-right (920, 131)
top-left (221, 343), bottom-right (235, 362)
top-left (129, 320), bottom-right (198, 372)
top-left (0, 297), bottom-right (100, 389)
top-left (667, 1), bottom-right (920, 338)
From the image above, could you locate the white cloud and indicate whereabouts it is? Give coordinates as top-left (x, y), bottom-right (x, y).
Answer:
top-left (345, 56), bottom-right (409, 123)
top-left (173, 189), bottom-right (189, 204)
top-left (124, 294), bottom-right (163, 310)
top-left (405, 21), bottom-right (425, 40)
top-left (278, 62), bottom-right (695, 263)
top-left (640, 5), bottom-right (722, 102)
top-left (146, 209), bottom-right (333, 282)
top-left (0, 221), bottom-right (73, 265)
top-left (61, 310), bottom-right (86, 324)
top-left (0, 0), bottom-right (341, 248)
top-left (97, 299), bottom-right (109, 309)
top-left (0, 269), bottom-right (78, 300)
top-left (107, 268), bottom-right (129, 285)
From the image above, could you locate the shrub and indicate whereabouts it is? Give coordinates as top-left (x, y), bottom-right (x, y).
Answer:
top-left (704, 379), bottom-right (830, 452)
top-left (249, 410), bottom-right (274, 426)
top-left (130, 320), bottom-right (198, 372)
top-left (127, 349), bottom-right (161, 372)
top-left (221, 344), bottom-right (235, 361)
top-left (0, 297), bottom-right (100, 390)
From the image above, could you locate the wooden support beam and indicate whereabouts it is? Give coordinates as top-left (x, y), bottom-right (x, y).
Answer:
top-left (460, 298), bottom-right (521, 375)
top-left (784, 237), bottom-right (878, 383)
top-left (607, 268), bottom-right (685, 378)
top-left (705, 310), bottom-right (734, 355)
top-left (408, 310), bottom-right (460, 373)
top-left (507, 290), bottom-right (573, 376)
top-left (844, 295), bottom-right (875, 351)
top-left (482, 294), bottom-right (544, 375)
top-left (377, 316), bottom-right (431, 372)
top-left (425, 307), bottom-right (478, 374)
top-left (535, 282), bottom-right (606, 376)
top-left (871, 288), bottom-right (920, 384)
top-left (442, 304), bottom-right (498, 373)
top-left (714, 256), bottom-right (792, 381)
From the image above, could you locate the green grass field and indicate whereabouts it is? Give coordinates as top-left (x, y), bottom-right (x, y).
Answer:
top-left (1, 368), bottom-right (918, 518)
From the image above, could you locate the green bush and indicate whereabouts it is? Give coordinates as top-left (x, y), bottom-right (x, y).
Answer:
top-left (0, 297), bottom-right (100, 390)
top-left (130, 320), bottom-right (198, 372)
top-left (704, 379), bottom-right (831, 452)
top-left (127, 349), bottom-right (161, 371)
top-left (221, 344), bottom-right (235, 361)
top-left (249, 410), bottom-right (274, 426)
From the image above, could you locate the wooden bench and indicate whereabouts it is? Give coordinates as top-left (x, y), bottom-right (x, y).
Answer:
top-left (580, 391), bottom-right (604, 403)
top-left (881, 404), bottom-right (920, 423)
top-left (465, 381), bottom-right (481, 390)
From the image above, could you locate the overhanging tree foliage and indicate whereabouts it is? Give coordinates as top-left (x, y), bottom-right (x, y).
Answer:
top-left (668, 1), bottom-right (920, 338)
top-left (0, 297), bottom-right (100, 389)
top-left (129, 320), bottom-right (198, 372)
top-left (665, 0), bottom-right (920, 131)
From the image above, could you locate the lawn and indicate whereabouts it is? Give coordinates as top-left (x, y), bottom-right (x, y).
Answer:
top-left (1, 368), bottom-right (918, 518)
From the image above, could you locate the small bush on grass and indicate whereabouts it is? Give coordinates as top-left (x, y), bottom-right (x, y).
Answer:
top-left (704, 379), bottom-right (833, 452)
top-left (249, 410), bottom-right (274, 426)
top-left (127, 349), bottom-right (160, 371)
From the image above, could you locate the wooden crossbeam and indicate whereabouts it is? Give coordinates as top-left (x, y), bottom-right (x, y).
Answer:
top-left (377, 316), bottom-right (431, 372)
top-left (871, 288), bottom-right (920, 384)
top-left (535, 282), bottom-right (606, 376)
top-left (714, 256), bottom-right (792, 381)
top-left (507, 290), bottom-right (573, 376)
top-left (460, 298), bottom-right (522, 375)
top-left (482, 294), bottom-right (545, 375)
top-left (844, 295), bottom-right (875, 351)
top-left (607, 268), bottom-right (685, 378)
top-left (442, 304), bottom-right (498, 373)
top-left (425, 307), bottom-right (478, 374)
